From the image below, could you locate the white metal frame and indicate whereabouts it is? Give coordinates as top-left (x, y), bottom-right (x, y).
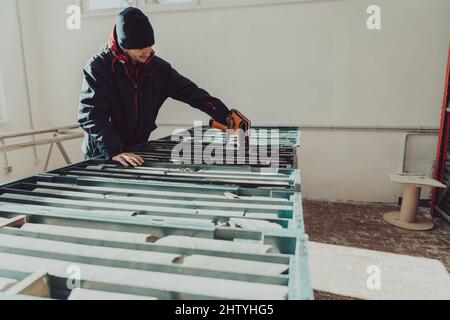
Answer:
top-left (139, 0), bottom-right (198, 13)
top-left (80, 0), bottom-right (137, 16)
top-left (81, 0), bottom-right (322, 16)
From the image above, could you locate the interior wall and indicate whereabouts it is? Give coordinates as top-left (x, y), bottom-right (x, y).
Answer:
top-left (0, 0), bottom-right (49, 185)
top-left (0, 0), bottom-right (449, 202)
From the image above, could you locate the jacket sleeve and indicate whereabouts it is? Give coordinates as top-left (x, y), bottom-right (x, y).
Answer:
top-left (165, 65), bottom-right (230, 124)
top-left (78, 61), bottom-right (124, 160)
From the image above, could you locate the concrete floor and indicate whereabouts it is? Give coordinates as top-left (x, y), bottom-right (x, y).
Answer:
top-left (302, 199), bottom-right (450, 300)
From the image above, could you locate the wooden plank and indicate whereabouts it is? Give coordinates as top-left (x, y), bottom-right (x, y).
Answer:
top-left (389, 173), bottom-right (446, 188)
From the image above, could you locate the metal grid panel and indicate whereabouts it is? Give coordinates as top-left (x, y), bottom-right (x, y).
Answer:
top-left (156, 126), bottom-right (301, 145)
top-left (0, 126), bottom-right (312, 300)
top-left (131, 127), bottom-right (301, 169)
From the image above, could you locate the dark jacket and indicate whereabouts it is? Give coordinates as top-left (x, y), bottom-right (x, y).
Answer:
top-left (78, 28), bottom-right (230, 159)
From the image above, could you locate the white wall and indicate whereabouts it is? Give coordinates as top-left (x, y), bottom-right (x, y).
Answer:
top-left (0, 0), bottom-right (50, 184)
top-left (1, 0), bottom-right (449, 202)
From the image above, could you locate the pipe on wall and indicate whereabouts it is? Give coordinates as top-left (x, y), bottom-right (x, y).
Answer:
top-left (158, 124), bottom-right (439, 181)
top-left (15, 0), bottom-right (38, 164)
top-left (158, 123), bottom-right (439, 134)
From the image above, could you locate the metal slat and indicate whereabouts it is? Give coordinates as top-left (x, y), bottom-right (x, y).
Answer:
top-left (29, 181), bottom-right (292, 204)
top-left (0, 234), bottom-right (290, 285)
top-left (57, 169), bottom-right (292, 188)
top-left (0, 252), bottom-right (289, 300)
top-left (36, 173), bottom-right (295, 199)
top-left (28, 188), bottom-right (292, 213)
top-left (0, 226), bottom-right (290, 264)
top-left (0, 192), bottom-right (290, 228)
top-left (0, 209), bottom-right (298, 253)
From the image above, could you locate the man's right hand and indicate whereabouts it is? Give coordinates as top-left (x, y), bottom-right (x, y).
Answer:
top-left (112, 152), bottom-right (145, 167)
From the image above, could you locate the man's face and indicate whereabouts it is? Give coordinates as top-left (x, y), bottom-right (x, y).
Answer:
top-left (123, 47), bottom-right (153, 64)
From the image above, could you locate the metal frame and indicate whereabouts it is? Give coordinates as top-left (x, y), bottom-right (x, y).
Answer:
top-left (80, 0), bottom-right (324, 16)
top-left (80, 0), bottom-right (137, 16)
top-left (0, 125), bottom-right (83, 173)
top-left (133, 126), bottom-right (300, 169)
top-left (0, 126), bottom-right (312, 300)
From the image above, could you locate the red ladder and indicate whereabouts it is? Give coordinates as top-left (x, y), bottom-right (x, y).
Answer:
top-left (432, 42), bottom-right (450, 217)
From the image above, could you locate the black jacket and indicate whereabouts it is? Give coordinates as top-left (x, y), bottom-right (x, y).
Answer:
top-left (78, 29), bottom-right (230, 159)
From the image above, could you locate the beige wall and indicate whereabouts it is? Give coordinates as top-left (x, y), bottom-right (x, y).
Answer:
top-left (0, 0), bottom-right (48, 184)
top-left (0, 0), bottom-right (449, 202)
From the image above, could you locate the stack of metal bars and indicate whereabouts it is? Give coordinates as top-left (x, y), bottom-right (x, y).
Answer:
top-left (0, 126), bottom-right (312, 300)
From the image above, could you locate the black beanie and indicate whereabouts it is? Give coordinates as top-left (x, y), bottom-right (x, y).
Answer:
top-left (116, 7), bottom-right (155, 49)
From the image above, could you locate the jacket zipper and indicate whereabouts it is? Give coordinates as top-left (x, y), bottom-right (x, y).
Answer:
top-left (123, 63), bottom-right (153, 141)
top-left (134, 83), bottom-right (139, 123)
top-left (123, 65), bottom-right (140, 124)
top-left (134, 73), bottom-right (152, 122)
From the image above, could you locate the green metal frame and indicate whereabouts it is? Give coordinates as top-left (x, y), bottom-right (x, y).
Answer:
top-left (0, 126), bottom-right (313, 300)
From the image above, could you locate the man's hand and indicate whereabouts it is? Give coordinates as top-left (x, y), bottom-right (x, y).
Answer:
top-left (209, 109), bottom-right (251, 147)
top-left (112, 153), bottom-right (145, 167)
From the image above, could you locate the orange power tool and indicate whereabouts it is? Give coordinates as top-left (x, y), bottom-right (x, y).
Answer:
top-left (209, 109), bottom-right (251, 148)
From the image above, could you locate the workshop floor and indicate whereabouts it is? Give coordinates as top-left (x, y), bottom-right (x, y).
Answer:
top-left (302, 199), bottom-right (450, 300)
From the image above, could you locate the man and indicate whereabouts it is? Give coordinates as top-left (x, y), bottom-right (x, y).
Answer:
top-left (78, 7), bottom-right (247, 167)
